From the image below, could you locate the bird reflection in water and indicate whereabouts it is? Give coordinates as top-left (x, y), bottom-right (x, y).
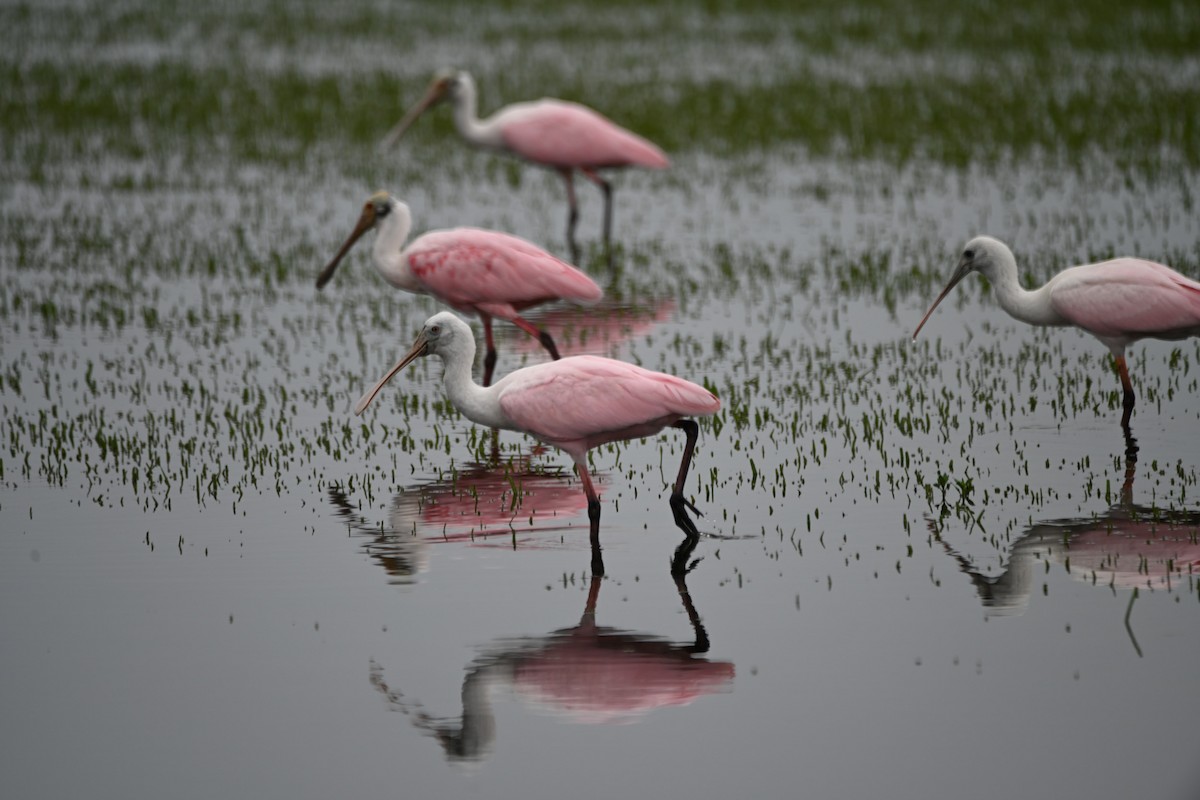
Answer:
top-left (941, 429), bottom-right (1200, 624)
top-left (326, 454), bottom-right (602, 583)
top-left (367, 536), bottom-right (733, 761)
top-left (327, 485), bottom-right (429, 584)
top-left (506, 297), bottom-right (676, 359)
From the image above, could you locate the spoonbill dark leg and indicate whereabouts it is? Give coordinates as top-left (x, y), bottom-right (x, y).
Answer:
top-left (1120, 425), bottom-right (1139, 504)
top-left (1115, 354), bottom-right (1136, 428)
top-left (508, 315), bottom-right (562, 361)
top-left (561, 170), bottom-right (581, 265)
top-left (581, 168), bottom-right (614, 267)
top-left (669, 534), bottom-right (709, 651)
top-left (480, 314), bottom-right (498, 387)
top-left (577, 462), bottom-right (604, 576)
top-left (669, 419), bottom-right (702, 539)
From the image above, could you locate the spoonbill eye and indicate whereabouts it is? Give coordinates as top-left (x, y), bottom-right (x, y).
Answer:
top-left (429, 325), bottom-right (441, 335)
top-left (963, 248), bottom-right (975, 260)
top-left (375, 203), bottom-right (391, 217)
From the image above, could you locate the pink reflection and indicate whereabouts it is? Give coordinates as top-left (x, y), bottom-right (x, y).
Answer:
top-left (370, 545), bottom-right (734, 760)
top-left (401, 455), bottom-right (594, 542)
top-left (326, 455), bottom-right (602, 582)
top-left (943, 434), bottom-right (1200, 616)
top-left (1056, 518), bottom-right (1200, 592)
top-left (509, 575), bottom-right (735, 724)
top-left (508, 297), bottom-right (676, 358)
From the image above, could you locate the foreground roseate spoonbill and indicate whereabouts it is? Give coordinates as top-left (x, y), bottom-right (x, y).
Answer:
top-left (913, 236), bottom-right (1200, 427)
top-left (380, 69), bottom-right (669, 262)
top-left (354, 312), bottom-right (720, 542)
top-left (317, 191), bottom-right (602, 386)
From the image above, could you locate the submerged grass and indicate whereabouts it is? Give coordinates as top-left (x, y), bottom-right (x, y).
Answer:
top-left (2, 0), bottom-right (1199, 561)
top-left (3, 8), bottom-right (1200, 796)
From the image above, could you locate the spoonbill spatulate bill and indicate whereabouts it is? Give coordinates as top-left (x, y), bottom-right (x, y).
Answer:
top-left (354, 312), bottom-right (720, 544)
top-left (317, 192), bottom-right (602, 386)
top-left (913, 236), bottom-right (1200, 427)
top-left (380, 69), bottom-right (669, 263)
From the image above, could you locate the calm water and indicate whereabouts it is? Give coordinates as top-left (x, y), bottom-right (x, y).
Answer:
top-left (3, 2), bottom-right (1199, 799)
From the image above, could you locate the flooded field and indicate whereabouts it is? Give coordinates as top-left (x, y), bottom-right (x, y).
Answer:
top-left (2, 1), bottom-right (1199, 798)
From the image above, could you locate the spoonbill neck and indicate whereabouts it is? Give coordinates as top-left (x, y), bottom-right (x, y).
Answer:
top-left (372, 202), bottom-right (420, 291)
top-left (450, 76), bottom-right (506, 150)
top-left (435, 336), bottom-right (511, 430)
top-left (985, 254), bottom-right (1064, 328)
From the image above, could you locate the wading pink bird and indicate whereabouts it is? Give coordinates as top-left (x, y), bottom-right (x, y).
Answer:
top-left (913, 236), bottom-right (1200, 427)
top-left (380, 69), bottom-right (669, 262)
top-left (355, 312), bottom-right (720, 544)
top-left (317, 191), bottom-right (602, 386)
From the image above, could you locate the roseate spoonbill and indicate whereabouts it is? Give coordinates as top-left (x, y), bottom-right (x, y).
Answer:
top-left (317, 191), bottom-right (602, 386)
top-left (913, 236), bottom-right (1200, 427)
top-left (380, 69), bottom-right (669, 263)
top-left (354, 312), bottom-right (720, 543)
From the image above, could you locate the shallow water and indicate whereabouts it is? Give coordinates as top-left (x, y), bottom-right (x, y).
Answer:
top-left (3, 2), bottom-right (1200, 799)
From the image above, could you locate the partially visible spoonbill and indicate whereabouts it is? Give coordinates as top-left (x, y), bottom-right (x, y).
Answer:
top-left (354, 312), bottom-right (720, 545)
top-left (913, 236), bottom-right (1200, 428)
top-left (380, 69), bottom-right (669, 263)
top-left (317, 191), bottom-right (602, 386)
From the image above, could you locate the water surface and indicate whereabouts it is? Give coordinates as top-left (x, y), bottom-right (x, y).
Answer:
top-left (2, 2), bottom-right (1199, 798)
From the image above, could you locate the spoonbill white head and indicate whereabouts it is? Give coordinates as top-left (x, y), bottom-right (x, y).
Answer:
top-left (354, 312), bottom-right (465, 415)
top-left (380, 69), bottom-right (468, 150)
top-left (315, 191), bottom-right (395, 289)
top-left (913, 236), bottom-right (1013, 339)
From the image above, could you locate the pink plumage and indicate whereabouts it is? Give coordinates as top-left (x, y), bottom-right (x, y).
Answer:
top-left (494, 355), bottom-right (720, 459)
top-left (380, 70), bottom-right (670, 260)
top-left (498, 100), bottom-right (670, 170)
top-left (407, 227), bottom-right (603, 320)
top-left (317, 192), bottom-right (602, 386)
top-left (355, 312), bottom-right (720, 546)
top-left (1048, 257), bottom-right (1200, 344)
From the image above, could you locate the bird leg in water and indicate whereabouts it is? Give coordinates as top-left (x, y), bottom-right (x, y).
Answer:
top-left (480, 315), bottom-right (498, 387)
top-left (508, 316), bottom-right (562, 360)
top-left (578, 463), bottom-right (604, 576)
top-left (561, 170), bottom-right (581, 265)
top-left (671, 525), bottom-right (703, 581)
top-left (669, 419), bottom-right (702, 539)
top-left (670, 534), bottom-right (710, 651)
top-left (581, 168), bottom-right (614, 268)
top-left (1115, 354), bottom-right (1136, 428)
top-left (487, 427), bottom-right (500, 465)
top-left (1120, 425), bottom-right (1139, 505)
top-left (589, 520), bottom-right (604, 577)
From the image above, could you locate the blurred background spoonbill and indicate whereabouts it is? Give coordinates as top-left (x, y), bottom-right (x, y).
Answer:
top-left (380, 69), bottom-right (670, 263)
top-left (913, 236), bottom-right (1200, 428)
top-left (354, 312), bottom-right (720, 556)
top-left (317, 191), bottom-right (602, 386)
